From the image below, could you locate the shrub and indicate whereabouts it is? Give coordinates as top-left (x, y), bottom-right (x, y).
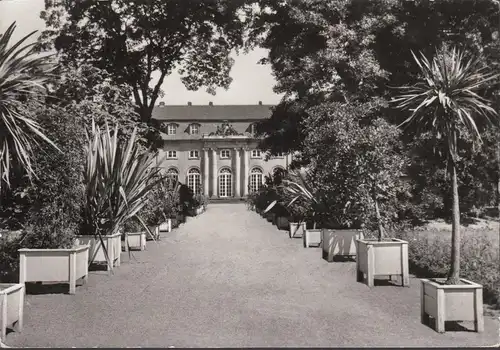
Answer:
top-left (398, 229), bottom-right (500, 308)
top-left (123, 218), bottom-right (143, 233)
top-left (22, 105), bottom-right (86, 248)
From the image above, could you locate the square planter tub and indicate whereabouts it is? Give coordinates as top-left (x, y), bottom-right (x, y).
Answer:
top-left (420, 278), bottom-right (483, 333)
top-left (289, 222), bottom-right (306, 238)
top-left (18, 245), bottom-right (89, 295)
top-left (75, 232), bottom-right (122, 271)
top-left (146, 226), bottom-right (160, 241)
top-left (304, 229), bottom-right (322, 248)
top-left (356, 238), bottom-right (409, 287)
top-left (159, 219), bottom-right (172, 233)
top-left (322, 229), bottom-right (363, 261)
top-left (122, 232), bottom-right (146, 252)
top-left (0, 283), bottom-right (24, 340)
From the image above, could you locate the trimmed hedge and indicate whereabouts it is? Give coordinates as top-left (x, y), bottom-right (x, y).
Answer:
top-left (398, 229), bottom-right (500, 308)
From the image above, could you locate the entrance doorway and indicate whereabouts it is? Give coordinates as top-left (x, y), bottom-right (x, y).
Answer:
top-left (218, 168), bottom-right (232, 198)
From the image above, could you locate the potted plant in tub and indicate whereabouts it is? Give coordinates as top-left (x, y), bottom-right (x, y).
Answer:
top-left (13, 102), bottom-right (91, 296)
top-left (80, 121), bottom-right (165, 271)
top-left (159, 182), bottom-right (181, 233)
top-left (122, 218), bottom-right (146, 251)
top-left (392, 46), bottom-right (498, 332)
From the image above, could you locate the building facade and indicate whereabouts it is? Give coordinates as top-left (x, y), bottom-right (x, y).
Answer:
top-left (152, 102), bottom-right (290, 199)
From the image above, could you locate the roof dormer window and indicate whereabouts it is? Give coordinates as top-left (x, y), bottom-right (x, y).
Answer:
top-left (189, 124), bottom-right (199, 135)
top-left (250, 123), bottom-right (257, 135)
top-left (167, 124), bottom-right (177, 135)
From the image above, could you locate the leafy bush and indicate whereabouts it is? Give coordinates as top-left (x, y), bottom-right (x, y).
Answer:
top-left (193, 193), bottom-right (208, 209)
top-left (0, 104), bottom-right (86, 281)
top-left (123, 218), bottom-right (143, 233)
top-left (398, 229), bottom-right (500, 308)
top-left (21, 105), bottom-right (86, 248)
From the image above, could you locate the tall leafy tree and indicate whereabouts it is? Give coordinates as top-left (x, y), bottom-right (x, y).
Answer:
top-left (248, 0), bottom-right (500, 155)
top-left (393, 46), bottom-right (498, 285)
top-left (38, 0), bottom-right (252, 122)
top-left (0, 22), bottom-right (59, 191)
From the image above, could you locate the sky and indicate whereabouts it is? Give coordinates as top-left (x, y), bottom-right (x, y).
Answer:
top-left (0, 0), bottom-right (283, 106)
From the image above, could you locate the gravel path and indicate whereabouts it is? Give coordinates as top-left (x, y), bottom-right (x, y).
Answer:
top-left (6, 203), bottom-right (500, 347)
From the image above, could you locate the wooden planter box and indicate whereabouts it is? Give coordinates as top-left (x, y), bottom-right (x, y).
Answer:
top-left (0, 283), bottom-right (24, 340)
top-left (122, 232), bottom-right (146, 252)
top-left (75, 232), bottom-right (121, 271)
top-left (304, 229), bottom-right (322, 248)
top-left (289, 222), bottom-right (306, 238)
top-left (275, 216), bottom-right (290, 230)
top-left (356, 238), bottom-right (409, 287)
top-left (18, 245), bottom-right (89, 295)
top-left (159, 219), bottom-right (172, 233)
top-left (420, 278), bottom-right (483, 333)
top-left (322, 229), bottom-right (363, 261)
top-left (146, 226), bottom-right (160, 241)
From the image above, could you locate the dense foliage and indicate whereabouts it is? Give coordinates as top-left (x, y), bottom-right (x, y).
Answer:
top-left (38, 0), bottom-right (253, 122)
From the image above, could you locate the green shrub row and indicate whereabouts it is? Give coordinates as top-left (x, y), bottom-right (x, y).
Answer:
top-left (398, 230), bottom-right (500, 308)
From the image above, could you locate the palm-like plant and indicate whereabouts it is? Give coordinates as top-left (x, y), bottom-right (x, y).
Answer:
top-left (0, 22), bottom-right (59, 190)
top-left (392, 46), bottom-right (498, 285)
top-left (83, 120), bottom-right (165, 265)
top-left (265, 168), bottom-right (326, 230)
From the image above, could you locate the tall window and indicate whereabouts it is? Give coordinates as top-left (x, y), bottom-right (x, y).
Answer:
top-left (249, 167), bottom-right (263, 193)
top-left (187, 168), bottom-right (201, 195)
top-left (251, 149), bottom-right (261, 158)
top-left (218, 168), bottom-right (232, 198)
top-left (167, 124), bottom-right (177, 135)
top-left (166, 168), bottom-right (179, 188)
top-left (189, 124), bottom-right (199, 135)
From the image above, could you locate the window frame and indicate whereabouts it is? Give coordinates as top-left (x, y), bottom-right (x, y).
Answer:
top-left (251, 149), bottom-right (261, 158)
top-left (166, 150), bottom-right (178, 159)
top-left (189, 124), bottom-right (200, 135)
top-left (167, 124), bottom-right (177, 135)
top-left (187, 168), bottom-right (202, 195)
top-left (188, 150), bottom-right (200, 159)
top-left (220, 149), bottom-right (230, 159)
top-left (249, 168), bottom-right (264, 193)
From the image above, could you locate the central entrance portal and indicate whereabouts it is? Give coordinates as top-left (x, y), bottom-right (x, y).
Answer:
top-left (218, 168), bottom-right (232, 198)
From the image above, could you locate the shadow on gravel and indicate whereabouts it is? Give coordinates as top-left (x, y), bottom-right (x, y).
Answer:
top-left (25, 282), bottom-right (77, 295)
top-left (325, 255), bottom-right (356, 263)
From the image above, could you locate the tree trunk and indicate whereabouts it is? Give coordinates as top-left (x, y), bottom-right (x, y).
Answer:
top-left (374, 197), bottom-right (384, 241)
top-left (446, 162), bottom-right (461, 285)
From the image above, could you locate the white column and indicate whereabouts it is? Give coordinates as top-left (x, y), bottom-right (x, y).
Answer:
top-left (203, 148), bottom-right (209, 196)
top-left (211, 148), bottom-right (217, 198)
top-left (234, 147), bottom-right (241, 198)
top-left (243, 147), bottom-right (249, 197)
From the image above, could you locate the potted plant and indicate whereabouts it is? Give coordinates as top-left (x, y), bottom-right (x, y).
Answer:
top-left (81, 121), bottom-right (165, 271)
top-left (159, 182), bottom-right (181, 233)
top-left (349, 118), bottom-right (409, 286)
top-left (139, 176), bottom-right (174, 241)
top-left (12, 102), bottom-right (91, 295)
top-left (122, 218), bottom-right (146, 251)
top-left (392, 46), bottom-right (498, 332)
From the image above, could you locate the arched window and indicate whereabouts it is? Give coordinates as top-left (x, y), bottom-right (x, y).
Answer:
top-left (187, 168), bottom-right (201, 195)
top-left (249, 168), bottom-right (263, 193)
top-left (166, 168), bottom-right (179, 188)
top-left (218, 168), bottom-right (232, 198)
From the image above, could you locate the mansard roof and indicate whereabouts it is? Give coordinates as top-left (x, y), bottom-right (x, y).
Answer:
top-left (152, 104), bottom-right (274, 121)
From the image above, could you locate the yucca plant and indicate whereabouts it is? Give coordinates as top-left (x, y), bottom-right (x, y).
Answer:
top-left (392, 46), bottom-right (498, 285)
top-left (0, 22), bottom-right (59, 191)
top-left (264, 168), bottom-right (325, 230)
top-left (83, 119), bottom-right (165, 266)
